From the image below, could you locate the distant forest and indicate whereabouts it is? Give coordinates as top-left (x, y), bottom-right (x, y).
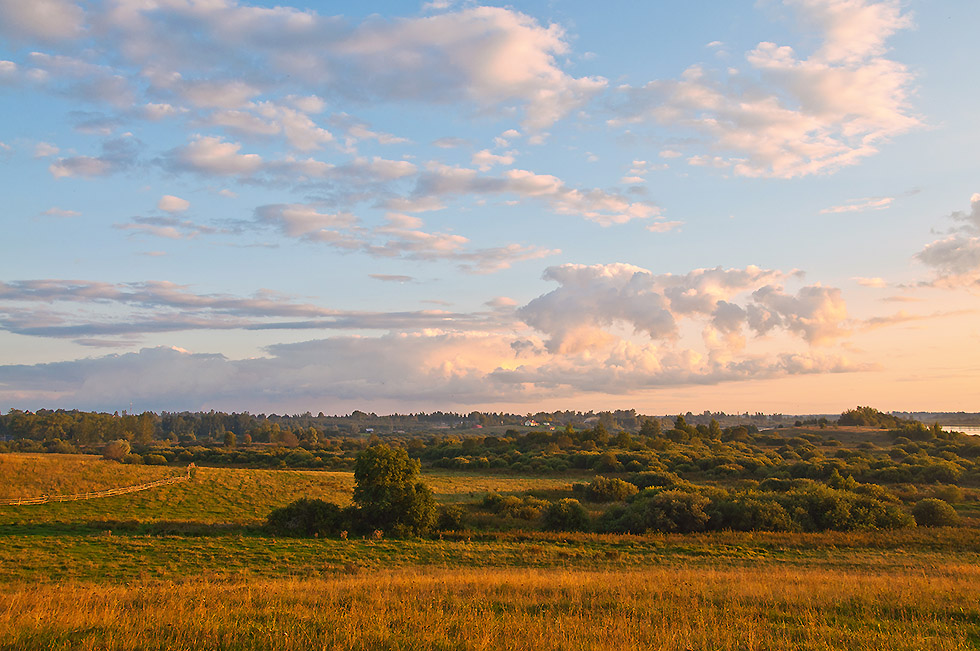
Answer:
top-left (1, 406), bottom-right (976, 447)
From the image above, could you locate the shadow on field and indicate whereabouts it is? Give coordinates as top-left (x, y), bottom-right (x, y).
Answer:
top-left (0, 521), bottom-right (262, 537)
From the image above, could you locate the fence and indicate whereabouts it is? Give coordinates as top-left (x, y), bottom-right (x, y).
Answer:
top-left (0, 467), bottom-right (192, 506)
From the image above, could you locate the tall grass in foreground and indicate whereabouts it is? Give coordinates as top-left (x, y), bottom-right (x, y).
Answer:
top-left (2, 565), bottom-right (977, 650)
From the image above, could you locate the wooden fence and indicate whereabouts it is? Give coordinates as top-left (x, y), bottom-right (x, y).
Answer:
top-left (0, 467), bottom-right (192, 506)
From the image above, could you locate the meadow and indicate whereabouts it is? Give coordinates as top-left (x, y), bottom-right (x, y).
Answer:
top-left (1, 453), bottom-right (979, 649)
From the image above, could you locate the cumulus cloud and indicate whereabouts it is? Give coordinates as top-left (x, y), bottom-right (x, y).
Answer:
top-left (609, 0), bottom-right (918, 178)
top-left (518, 263), bottom-right (848, 357)
top-left (472, 149), bottom-right (515, 171)
top-left (167, 135), bottom-right (263, 176)
top-left (92, 3), bottom-right (602, 130)
top-left (158, 195), bottom-right (190, 213)
top-left (916, 194), bottom-right (980, 286)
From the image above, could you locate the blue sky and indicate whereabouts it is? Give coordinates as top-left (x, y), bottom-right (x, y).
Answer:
top-left (0, 0), bottom-right (978, 415)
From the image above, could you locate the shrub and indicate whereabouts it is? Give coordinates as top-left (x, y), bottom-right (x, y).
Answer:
top-left (600, 490), bottom-right (710, 534)
top-left (266, 498), bottom-right (344, 537)
top-left (542, 499), bottom-right (590, 532)
top-left (122, 453), bottom-right (143, 465)
top-left (912, 498), bottom-right (959, 527)
top-left (143, 454), bottom-right (168, 465)
top-left (584, 476), bottom-right (638, 502)
top-left (436, 504), bottom-right (467, 531)
top-left (707, 494), bottom-right (794, 532)
top-left (102, 439), bottom-right (131, 462)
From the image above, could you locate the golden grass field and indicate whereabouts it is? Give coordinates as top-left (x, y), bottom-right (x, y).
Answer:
top-left (1, 453), bottom-right (979, 650)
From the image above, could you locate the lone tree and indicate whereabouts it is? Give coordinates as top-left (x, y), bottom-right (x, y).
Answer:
top-left (353, 444), bottom-right (436, 537)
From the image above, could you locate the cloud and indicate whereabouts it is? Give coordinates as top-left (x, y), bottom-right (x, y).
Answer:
top-left (93, 3), bottom-right (603, 130)
top-left (166, 135), bottom-right (263, 176)
top-left (34, 142), bottom-right (59, 158)
top-left (821, 196), bottom-right (894, 214)
top-left (158, 195), bottom-right (190, 213)
top-left (646, 221), bottom-right (683, 233)
top-left (518, 263), bottom-right (790, 354)
top-left (916, 194), bottom-right (980, 286)
top-left (255, 202), bottom-right (557, 273)
top-left (40, 207), bottom-right (80, 218)
top-left (472, 149), bottom-right (515, 171)
top-left (0, 279), bottom-right (509, 343)
top-left (854, 277), bottom-right (887, 288)
top-left (114, 216), bottom-right (216, 240)
top-left (49, 135), bottom-right (140, 178)
top-left (0, 332), bottom-right (865, 412)
top-left (405, 164), bottom-right (659, 225)
top-left (369, 274), bottom-right (414, 283)
top-left (609, 0), bottom-right (918, 178)
top-left (749, 284), bottom-right (849, 344)
top-left (0, 0), bottom-right (85, 42)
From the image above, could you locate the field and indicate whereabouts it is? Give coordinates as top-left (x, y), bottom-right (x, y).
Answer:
top-left (1, 453), bottom-right (979, 650)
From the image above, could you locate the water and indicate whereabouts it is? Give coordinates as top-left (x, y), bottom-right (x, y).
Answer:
top-left (941, 425), bottom-right (980, 436)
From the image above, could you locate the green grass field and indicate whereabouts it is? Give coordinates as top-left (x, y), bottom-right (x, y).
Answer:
top-left (1, 453), bottom-right (979, 650)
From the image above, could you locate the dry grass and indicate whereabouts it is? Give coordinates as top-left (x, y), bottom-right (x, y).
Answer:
top-left (0, 455), bottom-right (575, 527)
top-left (2, 564), bottom-right (977, 650)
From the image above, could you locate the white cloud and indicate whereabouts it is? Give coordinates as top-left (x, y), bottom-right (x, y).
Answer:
top-left (49, 156), bottom-right (113, 178)
top-left (854, 277), bottom-right (888, 288)
top-left (169, 135), bottom-right (263, 176)
top-left (610, 0), bottom-right (918, 178)
top-left (0, 0), bottom-right (85, 42)
top-left (49, 136), bottom-right (140, 178)
top-left (821, 196), bottom-right (894, 214)
top-left (34, 142), bottom-right (59, 158)
top-left (158, 195), bottom-right (190, 213)
top-left (40, 207), bottom-right (80, 218)
top-left (472, 149), bottom-right (515, 171)
top-left (406, 164), bottom-right (658, 225)
top-left (254, 202), bottom-right (556, 273)
top-left (916, 194), bottom-right (980, 285)
top-left (646, 220), bottom-right (683, 233)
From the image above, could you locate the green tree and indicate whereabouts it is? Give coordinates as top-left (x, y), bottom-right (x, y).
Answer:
top-left (353, 445), bottom-right (436, 537)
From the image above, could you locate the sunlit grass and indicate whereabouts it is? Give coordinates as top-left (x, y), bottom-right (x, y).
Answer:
top-left (2, 565), bottom-right (977, 650)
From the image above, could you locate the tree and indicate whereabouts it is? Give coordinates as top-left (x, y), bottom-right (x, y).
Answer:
top-left (102, 439), bottom-right (131, 462)
top-left (353, 445), bottom-right (436, 537)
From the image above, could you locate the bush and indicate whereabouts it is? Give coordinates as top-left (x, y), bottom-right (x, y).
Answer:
top-left (436, 504), bottom-right (467, 531)
top-left (542, 499), bottom-right (590, 532)
top-left (600, 490), bottom-right (710, 534)
top-left (122, 453), bottom-right (143, 465)
top-left (708, 494), bottom-right (794, 532)
top-left (266, 498), bottom-right (345, 537)
top-left (912, 498), bottom-right (959, 527)
top-left (143, 454), bottom-right (168, 465)
top-left (584, 476), bottom-right (638, 502)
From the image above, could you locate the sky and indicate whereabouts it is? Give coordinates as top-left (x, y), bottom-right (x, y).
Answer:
top-left (0, 0), bottom-right (978, 416)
